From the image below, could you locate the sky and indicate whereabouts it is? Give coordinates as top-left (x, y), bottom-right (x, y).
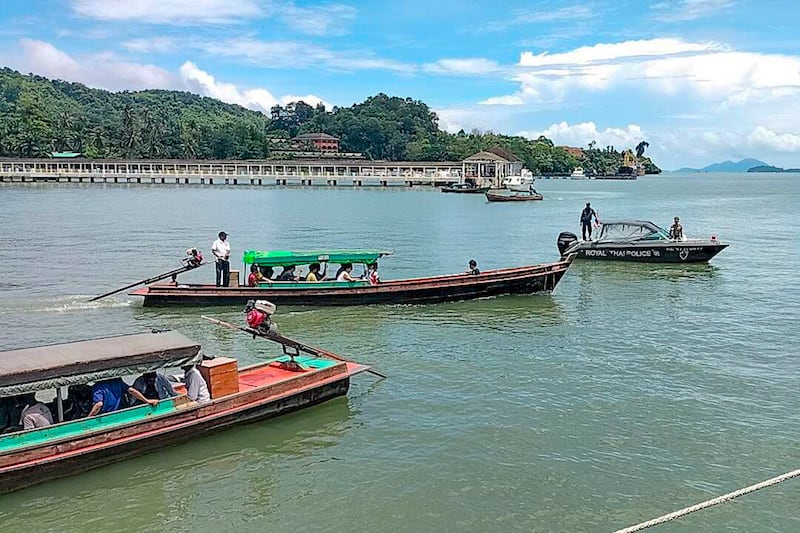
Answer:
top-left (1, 0), bottom-right (800, 170)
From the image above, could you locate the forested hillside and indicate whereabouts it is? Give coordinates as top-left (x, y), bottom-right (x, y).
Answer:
top-left (0, 68), bottom-right (660, 174)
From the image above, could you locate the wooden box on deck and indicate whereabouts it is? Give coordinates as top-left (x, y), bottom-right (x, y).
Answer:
top-left (198, 357), bottom-right (239, 398)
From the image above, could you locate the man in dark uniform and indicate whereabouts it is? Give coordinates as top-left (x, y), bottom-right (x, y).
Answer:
top-left (580, 202), bottom-right (598, 241)
top-left (669, 216), bottom-right (684, 240)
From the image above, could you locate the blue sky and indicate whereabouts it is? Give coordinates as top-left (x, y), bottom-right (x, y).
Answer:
top-left (2, 0), bottom-right (800, 169)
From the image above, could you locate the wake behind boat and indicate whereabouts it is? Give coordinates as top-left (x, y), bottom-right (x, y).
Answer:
top-left (128, 249), bottom-right (572, 306)
top-left (557, 220), bottom-right (728, 263)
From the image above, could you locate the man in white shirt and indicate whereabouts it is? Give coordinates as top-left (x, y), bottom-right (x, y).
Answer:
top-left (211, 231), bottom-right (231, 287)
top-left (183, 365), bottom-right (211, 403)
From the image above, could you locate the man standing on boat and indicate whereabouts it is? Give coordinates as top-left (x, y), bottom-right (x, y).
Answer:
top-left (580, 203), bottom-right (598, 241)
top-left (212, 231), bottom-right (231, 287)
top-left (669, 217), bottom-right (684, 241)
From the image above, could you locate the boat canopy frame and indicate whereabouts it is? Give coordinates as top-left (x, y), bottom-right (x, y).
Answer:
top-left (0, 331), bottom-right (202, 397)
top-left (597, 220), bottom-right (670, 243)
top-left (242, 249), bottom-right (393, 268)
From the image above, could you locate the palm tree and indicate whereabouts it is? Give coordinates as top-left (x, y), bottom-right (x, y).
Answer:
top-left (588, 140), bottom-right (597, 150)
top-left (636, 140), bottom-right (650, 158)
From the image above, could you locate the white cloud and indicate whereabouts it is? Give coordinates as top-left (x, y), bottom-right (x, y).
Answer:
top-left (518, 38), bottom-right (726, 67)
top-left (279, 3), bottom-right (357, 36)
top-left (179, 61), bottom-right (329, 112)
top-left (71, 0), bottom-right (263, 24)
top-left (483, 38), bottom-right (800, 107)
top-left (652, 0), bottom-right (735, 22)
top-left (122, 37), bottom-right (180, 53)
top-left (748, 126), bottom-right (800, 152)
top-left (518, 121), bottom-right (646, 149)
top-left (423, 58), bottom-right (503, 76)
top-left (484, 5), bottom-right (594, 31)
top-left (201, 38), bottom-right (415, 73)
top-left (8, 39), bottom-right (176, 91)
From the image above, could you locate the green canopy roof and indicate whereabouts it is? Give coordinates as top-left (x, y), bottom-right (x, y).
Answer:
top-left (243, 249), bottom-right (392, 267)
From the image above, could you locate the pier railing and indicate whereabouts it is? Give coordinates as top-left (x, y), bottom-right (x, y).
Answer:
top-left (0, 158), bottom-right (467, 187)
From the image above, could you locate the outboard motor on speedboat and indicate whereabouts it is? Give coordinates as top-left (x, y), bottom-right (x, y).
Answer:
top-left (557, 232), bottom-right (579, 256)
top-left (244, 299), bottom-right (278, 336)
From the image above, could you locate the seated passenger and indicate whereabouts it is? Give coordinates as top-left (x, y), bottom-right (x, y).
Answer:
top-left (259, 266), bottom-right (274, 280)
top-left (63, 384), bottom-right (93, 421)
top-left (305, 262), bottom-right (326, 282)
top-left (367, 262), bottom-right (380, 285)
top-left (247, 265), bottom-right (260, 287)
top-left (277, 265), bottom-right (299, 281)
top-left (466, 259), bottom-right (480, 275)
top-left (182, 364), bottom-right (211, 403)
top-left (132, 372), bottom-right (177, 402)
top-left (336, 263), bottom-right (357, 282)
top-left (19, 393), bottom-right (54, 430)
top-left (88, 378), bottom-right (157, 417)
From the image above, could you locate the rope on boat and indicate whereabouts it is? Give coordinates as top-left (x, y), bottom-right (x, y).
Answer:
top-left (614, 467), bottom-right (800, 533)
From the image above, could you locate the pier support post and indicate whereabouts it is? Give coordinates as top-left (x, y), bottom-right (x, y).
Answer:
top-left (380, 180), bottom-right (388, 187)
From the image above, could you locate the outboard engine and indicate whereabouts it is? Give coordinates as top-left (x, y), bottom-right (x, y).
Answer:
top-left (245, 299), bottom-right (278, 336)
top-left (182, 247), bottom-right (204, 268)
top-left (557, 232), bottom-right (579, 256)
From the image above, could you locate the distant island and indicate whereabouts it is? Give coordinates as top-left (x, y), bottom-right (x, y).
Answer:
top-left (747, 165), bottom-right (800, 173)
top-left (674, 158), bottom-right (767, 173)
top-left (0, 67), bottom-right (660, 176)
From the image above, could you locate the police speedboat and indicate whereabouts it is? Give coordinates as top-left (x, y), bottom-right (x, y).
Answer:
top-left (557, 220), bottom-right (728, 263)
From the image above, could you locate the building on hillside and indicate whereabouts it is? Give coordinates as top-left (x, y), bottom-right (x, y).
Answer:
top-left (560, 146), bottom-right (585, 158)
top-left (461, 147), bottom-right (525, 186)
top-left (290, 133), bottom-right (340, 153)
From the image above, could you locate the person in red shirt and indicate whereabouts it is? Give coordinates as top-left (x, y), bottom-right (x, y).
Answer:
top-left (367, 262), bottom-right (380, 285)
top-left (247, 265), bottom-right (260, 287)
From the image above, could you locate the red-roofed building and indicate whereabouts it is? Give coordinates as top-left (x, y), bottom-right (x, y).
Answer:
top-left (290, 133), bottom-right (340, 153)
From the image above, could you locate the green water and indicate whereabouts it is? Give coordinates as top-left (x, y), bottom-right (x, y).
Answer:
top-left (0, 174), bottom-right (798, 532)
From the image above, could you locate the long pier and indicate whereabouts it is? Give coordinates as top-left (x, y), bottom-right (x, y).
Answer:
top-left (0, 158), bottom-right (466, 187)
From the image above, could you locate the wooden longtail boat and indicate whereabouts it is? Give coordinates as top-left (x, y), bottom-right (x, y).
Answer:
top-left (485, 190), bottom-right (544, 202)
top-left (440, 184), bottom-right (490, 193)
top-left (129, 249), bottom-right (574, 307)
top-left (0, 330), bottom-right (371, 494)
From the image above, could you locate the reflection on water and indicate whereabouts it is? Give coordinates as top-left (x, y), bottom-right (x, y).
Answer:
top-left (0, 398), bottom-right (355, 529)
top-left (571, 259), bottom-right (720, 283)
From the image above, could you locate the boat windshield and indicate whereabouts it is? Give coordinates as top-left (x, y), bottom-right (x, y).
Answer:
top-left (597, 221), bottom-right (669, 242)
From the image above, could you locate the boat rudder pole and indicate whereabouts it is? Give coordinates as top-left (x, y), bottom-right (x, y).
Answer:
top-left (200, 315), bottom-right (387, 379)
top-left (89, 249), bottom-right (208, 302)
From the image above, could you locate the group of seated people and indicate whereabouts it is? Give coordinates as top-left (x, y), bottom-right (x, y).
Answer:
top-left (248, 262), bottom-right (381, 286)
top-left (0, 364), bottom-right (211, 434)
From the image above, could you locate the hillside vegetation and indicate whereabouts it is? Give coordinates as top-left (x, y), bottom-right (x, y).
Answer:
top-left (0, 68), bottom-right (660, 175)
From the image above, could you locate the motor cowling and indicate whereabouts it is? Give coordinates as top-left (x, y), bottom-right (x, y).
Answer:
top-left (557, 232), bottom-right (579, 255)
top-left (183, 247), bottom-right (204, 268)
top-left (245, 300), bottom-right (277, 335)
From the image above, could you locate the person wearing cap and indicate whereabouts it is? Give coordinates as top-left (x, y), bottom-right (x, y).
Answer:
top-left (211, 231), bottom-right (231, 287)
top-left (580, 202), bottom-right (598, 241)
top-left (466, 259), bottom-right (480, 275)
top-left (669, 216), bottom-right (684, 241)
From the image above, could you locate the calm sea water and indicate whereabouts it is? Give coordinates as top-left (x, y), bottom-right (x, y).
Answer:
top-left (0, 174), bottom-right (799, 532)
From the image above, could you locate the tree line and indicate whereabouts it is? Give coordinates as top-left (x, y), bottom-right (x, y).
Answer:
top-left (0, 68), bottom-right (660, 174)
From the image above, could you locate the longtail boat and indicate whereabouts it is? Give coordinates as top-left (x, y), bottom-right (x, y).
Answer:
top-left (440, 183), bottom-right (490, 193)
top-left (485, 189), bottom-right (544, 202)
top-left (0, 329), bottom-right (372, 494)
top-left (129, 249), bottom-right (574, 307)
